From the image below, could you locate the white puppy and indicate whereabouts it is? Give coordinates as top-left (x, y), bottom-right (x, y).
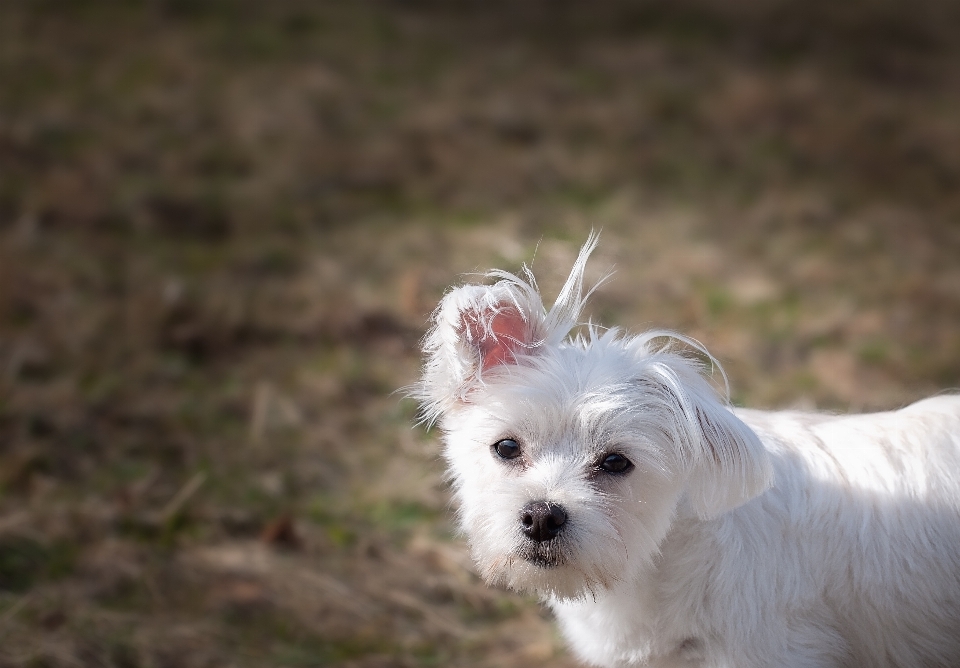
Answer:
top-left (414, 235), bottom-right (960, 667)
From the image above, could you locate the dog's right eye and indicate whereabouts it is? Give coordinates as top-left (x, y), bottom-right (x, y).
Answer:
top-left (599, 453), bottom-right (633, 474)
top-left (492, 438), bottom-right (521, 460)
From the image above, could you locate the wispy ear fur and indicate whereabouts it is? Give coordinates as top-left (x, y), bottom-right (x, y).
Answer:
top-left (415, 232), bottom-right (602, 424)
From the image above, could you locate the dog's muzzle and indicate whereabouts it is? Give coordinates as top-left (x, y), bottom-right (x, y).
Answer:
top-left (521, 501), bottom-right (567, 543)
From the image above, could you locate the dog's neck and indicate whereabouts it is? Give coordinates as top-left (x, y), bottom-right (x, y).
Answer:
top-left (548, 500), bottom-right (719, 666)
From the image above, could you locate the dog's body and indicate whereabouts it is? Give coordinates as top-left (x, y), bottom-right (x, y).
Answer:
top-left (553, 399), bottom-right (960, 667)
top-left (415, 236), bottom-right (960, 667)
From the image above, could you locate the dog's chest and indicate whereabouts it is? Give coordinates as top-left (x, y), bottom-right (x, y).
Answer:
top-left (549, 570), bottom-right (712, 667)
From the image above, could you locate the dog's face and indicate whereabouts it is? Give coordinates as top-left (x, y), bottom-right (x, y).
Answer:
top-left (440, 341), bottom-right (689, 598)
top-left (416, 237), bottom-right (772, 599)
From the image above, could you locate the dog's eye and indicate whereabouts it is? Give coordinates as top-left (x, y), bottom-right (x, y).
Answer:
top-left (599, 453), bottom-right (633, 474)
top-left (493, 438), bottom-right (521, 460)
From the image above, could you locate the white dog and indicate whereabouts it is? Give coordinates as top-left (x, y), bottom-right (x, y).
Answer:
top-left (414, 234), bottom-right (960, 667)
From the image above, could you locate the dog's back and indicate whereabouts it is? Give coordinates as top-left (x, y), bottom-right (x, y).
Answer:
top-left (729, 395), bottom-right (960, 666)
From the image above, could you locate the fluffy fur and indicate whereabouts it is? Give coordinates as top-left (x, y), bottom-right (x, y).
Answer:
top-left (414, 234), bottom-right (960, 667)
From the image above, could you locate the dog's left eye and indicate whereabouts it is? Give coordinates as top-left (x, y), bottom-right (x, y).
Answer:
top-left (599, 453), bottom-right (633, 474)
top-left (493, 438), bottom-right (521, 460)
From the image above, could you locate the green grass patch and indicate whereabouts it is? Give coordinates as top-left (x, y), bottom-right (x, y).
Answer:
top-left (367, 499), bottom-right (439, 532)
top-left (306, 497), bottom-right (357, 547)
top-left (0, 536), bottom-right (77, 593)
top-left (704, 287), bottom-right (733, 318)
top-left (858, 339), bottom-right (889, 365)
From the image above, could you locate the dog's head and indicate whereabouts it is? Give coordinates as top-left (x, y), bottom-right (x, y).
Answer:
top-left (415, 235), bottom-right (772, 599)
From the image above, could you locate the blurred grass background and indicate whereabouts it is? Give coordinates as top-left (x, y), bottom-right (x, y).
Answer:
top-left (1, 0), bottom-right (959, 665)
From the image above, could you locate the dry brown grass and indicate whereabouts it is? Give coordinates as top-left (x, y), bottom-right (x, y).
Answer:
top-left (1, 1), bottom-right (959, 666)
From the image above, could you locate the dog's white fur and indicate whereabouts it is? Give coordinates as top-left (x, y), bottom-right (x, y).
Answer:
top-left (414, 234), bottom-right (960, 667)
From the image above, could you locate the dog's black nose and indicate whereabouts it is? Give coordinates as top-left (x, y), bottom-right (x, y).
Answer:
top-left (521, 501), bottom-right (567, 542)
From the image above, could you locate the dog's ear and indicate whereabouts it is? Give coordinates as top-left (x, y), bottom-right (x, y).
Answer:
top-left (682, 394), bottom-right (773, 519)
top-left (642, 360), bottom-right (773, 520)
top-left (415, 233), bottom-right (600, 424)
top-left (417, 281), bottom-right (546, 420)
top-left (460, 300), bottom-right (533, 372)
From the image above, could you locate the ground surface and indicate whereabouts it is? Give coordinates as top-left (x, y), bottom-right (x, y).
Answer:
top-left (1, 1), bottom-right (959, 666)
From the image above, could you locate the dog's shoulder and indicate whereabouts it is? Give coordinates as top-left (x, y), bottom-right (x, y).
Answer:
top-left (898, 393), bottom-right (960, 419)
top-left (736, 395), bottom-right (960, 442)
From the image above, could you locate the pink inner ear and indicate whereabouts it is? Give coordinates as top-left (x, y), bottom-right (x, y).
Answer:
top-left (463, 304), bottom-right (529, 371)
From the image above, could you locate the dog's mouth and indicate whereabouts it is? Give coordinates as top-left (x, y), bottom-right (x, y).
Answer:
top-left (517, 541), bottom-right (565, 569)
